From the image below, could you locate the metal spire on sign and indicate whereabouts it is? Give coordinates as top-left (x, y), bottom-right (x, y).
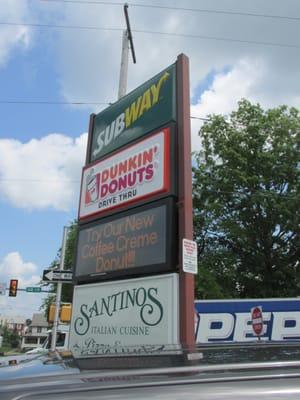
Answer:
top-left (124, 3), bottom-right (136, 64)
top-left (118, 3), bottom-right (136, 100)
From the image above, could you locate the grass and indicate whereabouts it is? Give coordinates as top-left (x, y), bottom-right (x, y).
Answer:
top-left (0, 346), bottom-right (22, 355)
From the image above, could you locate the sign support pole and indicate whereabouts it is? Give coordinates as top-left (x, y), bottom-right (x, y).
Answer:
top-left (50, 226), bottom-right (69, 352)
top-left (118, 4), bottom-right (136, 100)
top-left (177, 54), bottom-right (195, 349)
top-left (118, 30), bottom-right (129, 100)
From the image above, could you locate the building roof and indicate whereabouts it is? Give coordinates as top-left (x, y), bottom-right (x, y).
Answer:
top-left (31, 313), bottom-right (48, 327)
top-left (0, 315), bottom-right (26, 325)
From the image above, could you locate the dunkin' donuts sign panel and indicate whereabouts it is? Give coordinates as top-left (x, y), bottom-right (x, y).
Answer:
top-left (79, 128), bottom-right (170, 220)
top-left (69, 274), bottom-right (179, 358)
top-left (74, 199), bottom-right (176, 282)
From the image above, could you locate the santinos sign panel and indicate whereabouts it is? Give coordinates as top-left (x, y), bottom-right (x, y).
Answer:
top-left (79, 128), bottom-right (170, 220)
top-left (89, 63), bottom-right (176, 162)
top-left (74, 199), bottom-right (176, 283)
top-left (69, 273), bottom-right (179, 358)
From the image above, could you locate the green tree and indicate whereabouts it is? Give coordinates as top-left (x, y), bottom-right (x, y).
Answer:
top-left (193, 99), bottom-right (300, 299)
top-left (40, 221), bottom-right (77, 318)
top-left (2, 326), bottom-right (20, 349)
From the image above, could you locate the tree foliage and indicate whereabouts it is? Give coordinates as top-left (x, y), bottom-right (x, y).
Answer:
top-left (193, 99), bottom-right (300, 299)
top-left (1, 326), bottom-right (20, 349)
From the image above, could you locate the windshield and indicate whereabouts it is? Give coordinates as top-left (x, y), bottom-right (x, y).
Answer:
top-left (44, 333), bottom-right (66, 349)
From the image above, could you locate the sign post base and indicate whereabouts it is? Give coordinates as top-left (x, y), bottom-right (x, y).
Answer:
top-left (74, 352), bottom-right (202, 370)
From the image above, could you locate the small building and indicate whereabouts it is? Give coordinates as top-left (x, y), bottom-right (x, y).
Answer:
top-left (0, 315), bottom-right (26, 336)
top-left (21, 313), bottom-right (49, 350)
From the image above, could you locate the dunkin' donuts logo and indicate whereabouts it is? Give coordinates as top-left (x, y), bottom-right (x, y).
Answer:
top-left (80, 129), bottom-right (169, 218)
top-left (85, 145), bottom-right (157, 206)
top-left (85, 169), bottom-right (100, 204)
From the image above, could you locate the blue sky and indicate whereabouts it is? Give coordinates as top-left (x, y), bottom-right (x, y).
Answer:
top-left (0, 20), bottom-right (86, 264)
top-left (1, 0), bottom-right (300, 318)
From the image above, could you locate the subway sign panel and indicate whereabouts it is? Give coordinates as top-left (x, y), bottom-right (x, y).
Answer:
top-left (79, 127), bottom-right (172, 220)
top-left (89, 63), bottom-right (176, 162)
top-left (74, 198), bottom-right (176, 283)
top-left (195, 299), bottom-right (300, 343)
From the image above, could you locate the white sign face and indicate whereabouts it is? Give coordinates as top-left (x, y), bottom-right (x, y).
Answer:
top-left (182, 239), bottom-right (198, 274)
top-left (79, 128), bottom-right (170, 220)
top-left (0, 282), bottom-right (6, 296)
top-left (69, 274), bottom-right (179, 358)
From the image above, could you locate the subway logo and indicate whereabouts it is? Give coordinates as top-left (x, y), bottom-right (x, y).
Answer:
top-left (90, 64), bottom-right (176, 162)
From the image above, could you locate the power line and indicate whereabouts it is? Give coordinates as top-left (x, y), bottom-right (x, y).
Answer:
top-left (0, 178), bottom-right (80, 182)
top-left (1, 21), bottom-right (300, 50)
top-left (194, 190), bottom-right (299, 200)
top-left (0, 97), bottom-right (210, 121)
top-left (0, 100), bottom-right (210, 121)
top-left (0, 100), bottom-right (110, 105)
top-left (0, 21), bottom-right (122, 32)
top-left (40, 0), bottom-right (300, 23)
top-left (1, 176), bottom-right (298, 199)
top-left (133, 29), bottom-right (300, 50)
top-left (40, 0), bottom-right (124, 5)
top-left (191, 116), bottom-right (210, 121)
top-left (0, 98), bottom-right (208, 121)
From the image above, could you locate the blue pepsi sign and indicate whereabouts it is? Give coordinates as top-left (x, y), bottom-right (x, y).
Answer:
top-left (195, 298), bottom-right (300, 343)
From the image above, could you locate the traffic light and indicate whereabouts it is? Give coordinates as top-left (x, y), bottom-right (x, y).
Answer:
top-left (48, 303), bottom-right (72, 323)
top-left (48, 304), bottom-right (56, 322)
top-left (60, 304), bottom-right (72, 322)
top-left (9, 279), bottom-right (18, 297)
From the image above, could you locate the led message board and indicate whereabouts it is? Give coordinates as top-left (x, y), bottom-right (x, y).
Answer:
top-left (88, 64), bottom-right (176, 162)
top-left (79, 127), bottom-right (172, 220)
top-left (74, 198), bottom-right (176, 283)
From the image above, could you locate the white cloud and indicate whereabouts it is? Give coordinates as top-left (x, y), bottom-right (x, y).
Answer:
top-left (0, 0), bottom-right (31, 66)
top-left (0, 252), bottom-right (40, 286)
top-left (49, 1), bottom-right (297, 101)
top-left (0, 133), bottom-right (87, 211)
top-left (190, 58), bottom-right (266, 151)
top-left (195, 59), bottom-right (265, 117)
top-left (0, 252), bottom-right (47, 318)
top-left (41, 0), bottom-right (300, 122)
top-left (0, 252), bottom-right (36, 277)
top-left (40, 0), bottom-right (300, 156)
top-left (189, 53), bottom-right (300, 152)
top-left (0, 252), bottom-right (39, 301)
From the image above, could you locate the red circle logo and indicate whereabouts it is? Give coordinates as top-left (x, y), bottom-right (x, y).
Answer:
top-left (251, 306), bottom-right (263, 336)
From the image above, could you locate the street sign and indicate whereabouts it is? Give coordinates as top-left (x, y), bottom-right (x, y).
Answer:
top-left (0, 282), bottom-right (6, 296)
top-left (251, 306), bottom-right (263, 336)
top-left (182, 239), bottom-right (198, 274)
top-left (26, 287), bottom-right (42, 293)
top-left (43, 270), bottom-right (73, 283)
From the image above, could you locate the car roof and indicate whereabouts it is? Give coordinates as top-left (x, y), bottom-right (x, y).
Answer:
top-left (1, 343), bottom-right (300, 400)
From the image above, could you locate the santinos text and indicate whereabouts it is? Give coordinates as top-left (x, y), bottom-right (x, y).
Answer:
top-left (73, 286), bottom-right (164, 335)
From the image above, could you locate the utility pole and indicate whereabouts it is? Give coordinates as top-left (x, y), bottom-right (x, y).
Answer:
top-left (50, 226), bottom-right (69, 352)
top-left (118, 3), bottom-right (136, 100)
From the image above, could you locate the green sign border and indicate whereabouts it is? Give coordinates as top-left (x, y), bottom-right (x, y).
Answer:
top-left (88, 63), bottom-right (176, 163)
